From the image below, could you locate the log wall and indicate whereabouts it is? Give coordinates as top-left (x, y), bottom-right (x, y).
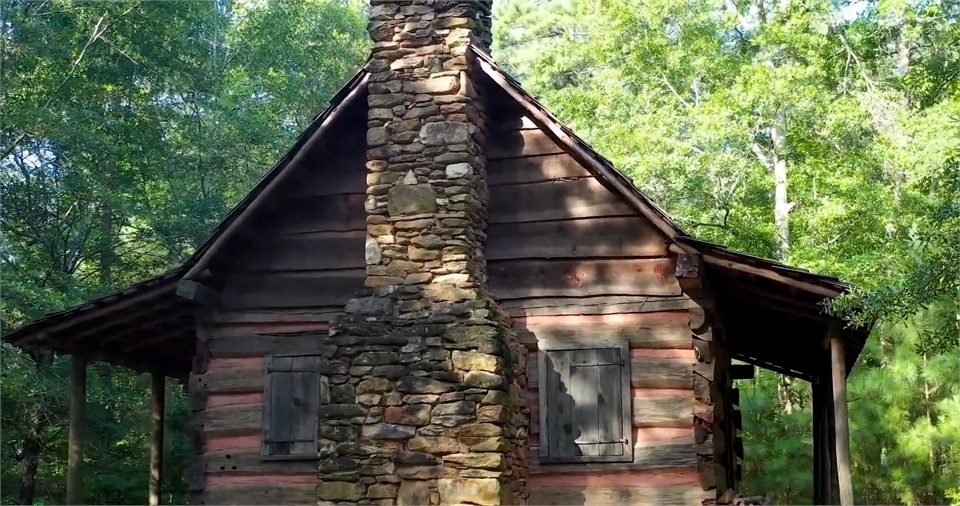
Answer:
top-left (485, 95), bottom-right (715, 505)
top-left (187, 107), bottom-right (367, 505)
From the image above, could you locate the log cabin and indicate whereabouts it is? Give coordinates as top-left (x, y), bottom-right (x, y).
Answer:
top-left (3, 1), bottom-right (873, 505)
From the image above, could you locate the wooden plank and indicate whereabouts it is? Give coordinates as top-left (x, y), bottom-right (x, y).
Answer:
top-left (149, 373), bottom-right (165, 506)
top-left (220, 270), bottom-right (364, 310)
top-left (571, 349), bottom-right (600, 457)
top-left (265, 193), bottom-right (368, 234)
top-left (489, 258), bottom-right (682, 300)
top-left (203, 449), bottom-right (318, 475)
top-left (285, 151), bottom-right (366, 197)
top-left (518, 324), bottom-right (691, 350)
top-left (546, 349), bottom-right (574, 459)
top-left (290, 357), bottom-right (321, 455)
top-left (502, 295), bottom-right (697, 317)
top-left (529, 486), bottom-right (713, 506)
top-left (634, 397), bottom-right (692, 428)
top-left (487, 217), bottom-right (668, 261)
top-left (202, 484), bottom-right (317, 505)
top-left (207, 331), bottom-right (336, 358)
top-left (198, 368), bottom-right (264, 395)
top-left (531, 439), bottom-right (709, 473)
top-left (530, 356), bottom-right (693, 390)
top-left (204, 405), bottom-right (261, 437)
top-left (214, 309), bottom-right (343, 323)
top-left (488, 177), bottom-right (636, 224)
top-left (229, 231), bottom-right (366, 272)
top-left (597, 347), bottom-right (629, 459)
top-left (487, 153), bottom-right (591, 186)
top-left (488, 128), bottom-right (565, 159)
top-left (631, 358), bottom-right (694, 389)
top-left (66, 355), bottom-right (87, 506)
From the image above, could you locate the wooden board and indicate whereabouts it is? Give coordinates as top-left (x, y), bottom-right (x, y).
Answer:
top-left (220, 270), bottom-right (364, 309)
top-left (488, 258), bottom-right (681, 300)
top-left (488, 129), bottom-right (566, 159)
top-left (529, 486), bottom-right (713, 506)
top-left (486, 217), bottom-right (668, 260)
top-left (528, 356), bottom-right (693, 390)
top-left (208, 331), bottom-right (335, 358)
top-left (228, 231), bottom-right (366, 272)
top-left (487, 153), bottom-right (591, 186)
top-left (530, 439), bottom-right (710, 473)
top-left (501, 295), bottom-right (696, 317)
top-left (203, 405), bottom-right (262, 437)
top-left (488, 178), bottom-right (636, 224)
top-left (214, 309), bottom-right (343, 323)
top-left (518, 326), bottom-right (691, 350)
top-left (634, 397), bottom-right (693, 428)
top-left (201, 484), bottom-right (317, 505)
top-left (264, 193), bottom-right (367, 234)
top-left (203, 449), bottom-right (317, 475)
top-left (198, 368), bottom-right (264, 395)
top-left (285, 153), bottom-right (366, 198)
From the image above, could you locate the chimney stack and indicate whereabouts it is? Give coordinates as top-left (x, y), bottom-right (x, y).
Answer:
top-left (320, 2), bottom-right (528, 505)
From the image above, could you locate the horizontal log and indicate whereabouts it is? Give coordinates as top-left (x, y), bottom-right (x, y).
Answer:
top-left (529, 486), bottom-right (714, 506)
top-left (488, 128), bottom-right (565, 159)
top-left (263, 193), bottom-right (367, 234)
top-left (220, 270), bottom-right (364, 309)
top-left (207, 331), bottom-right (337, 358)
top-left (202, 484), bottom-right (316, 505)
top-left (502, 295), bottom-right (697, 317)
top-left (518, 312), bottom-right (692, 350)
top-left (529, 466), bottom-right (702, 488)
top-left (488, 177), bottom-right (636, 224)
top-left (214, 309), bottom-right (343, 324)
top-left (196, 368), bottom-right (264, 395)
top-left (530, 439), bottom-right (712, 474)
top-left (489, 258), bottom-right (682, 300)
top-left (487, 216), bottom-right (668, 260)
top-left (699, 457), bottom-right (717, 490)
top-left (203, 404), bottom-right (261, 437)
top-left (286, 151), bottom-right (366, 197)
top-left (487, 153), bottom-right (591, 186)
top-left (203, 449), bottom-right (317, 475)
top-left (632, 358), bottom-right (695, 389)
top-left (694, 373), bottom-right (713, 404)
top-left (634, 397), bottom-right (693, 428)
top-left (229, 231), bottom-right (366, 271)
top-left (527, 355), bottom-right (694, 390)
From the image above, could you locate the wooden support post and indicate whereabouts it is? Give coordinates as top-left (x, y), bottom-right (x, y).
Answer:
top-left (66, 355), bottom-right (87, 505)
top-left (812, 382), bottom-right (833, 505)
top-left (830, 331), bottom-right (854, 506)
top-left (150, 373), bottom-right (166, 506)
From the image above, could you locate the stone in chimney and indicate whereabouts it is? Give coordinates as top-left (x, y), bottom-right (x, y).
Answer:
top-left (320, 1), bottom-right (528, 505)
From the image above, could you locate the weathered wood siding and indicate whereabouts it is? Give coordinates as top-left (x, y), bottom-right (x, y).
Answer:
top-left (485, 94), bottom-right (715, 504)
top-left (188, 105), bottom-right (367, 505)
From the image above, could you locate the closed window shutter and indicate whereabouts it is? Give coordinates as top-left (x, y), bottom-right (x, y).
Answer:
top-left (539, 342), bottom-right (632, 463)
top-left (262, 354), bottom-right (324, 459)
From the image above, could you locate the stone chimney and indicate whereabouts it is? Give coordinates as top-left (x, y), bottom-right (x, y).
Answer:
top-left (320, 1), bottom-right (528, 505)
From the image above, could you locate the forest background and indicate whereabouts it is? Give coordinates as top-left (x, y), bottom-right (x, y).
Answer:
top-left (0, 0), bottom-right (957, 504)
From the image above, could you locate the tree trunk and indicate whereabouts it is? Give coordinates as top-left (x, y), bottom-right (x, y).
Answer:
top-left (771, 111), bottom-right (790, 263)
top-left (19, 350), bottom-right (54, 505)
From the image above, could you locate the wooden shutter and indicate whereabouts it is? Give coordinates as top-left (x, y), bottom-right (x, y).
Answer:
top-left (538, 341), bottom-right (633, 463)
top-left (262, 354), bottom-right (325, 459)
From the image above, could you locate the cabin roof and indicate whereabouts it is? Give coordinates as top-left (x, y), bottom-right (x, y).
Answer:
top-left (2, 48), bottom-right (872, 379)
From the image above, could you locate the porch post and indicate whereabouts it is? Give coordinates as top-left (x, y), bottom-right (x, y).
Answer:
top-left (66, 355), bottom-right (87, 505)
top-left (149, 373), bottom-right (166, 506)
top-left (813, 377), bottom-right (836, 505)
top-left (829, 327), bottom-right (854, 506)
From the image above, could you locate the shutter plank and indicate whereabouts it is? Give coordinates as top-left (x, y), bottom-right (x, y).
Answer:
top-left (546, 350), bottom-right (576, 458)
top-left (571, 349), bottom-right (599, 457)
top-left (290, 356), bottom-right (320, 455)
top-left (597, 347), bottom-right (624, 457)
top-left (266, 371), bottom-right (294, 456)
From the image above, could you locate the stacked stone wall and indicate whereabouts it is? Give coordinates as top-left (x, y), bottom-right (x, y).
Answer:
top-left (319, 1), bottom-right (528, 505)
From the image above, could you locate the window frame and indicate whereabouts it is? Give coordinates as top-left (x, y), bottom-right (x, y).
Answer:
top-left (537, 339), bottom-right (634, 464)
